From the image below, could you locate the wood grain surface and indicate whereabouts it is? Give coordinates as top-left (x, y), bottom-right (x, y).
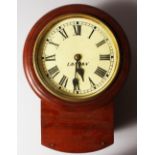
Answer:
top-left (23, 4), bottom-right (130, 153)
top-left (41, 100), bottom-right (114, 153)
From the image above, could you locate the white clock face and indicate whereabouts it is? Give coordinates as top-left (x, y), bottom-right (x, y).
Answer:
top-left (33, 14), bottom-right (120, 102)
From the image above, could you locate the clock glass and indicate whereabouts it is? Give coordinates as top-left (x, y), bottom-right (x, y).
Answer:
top-left (33, 14), bottom-right (120, 102)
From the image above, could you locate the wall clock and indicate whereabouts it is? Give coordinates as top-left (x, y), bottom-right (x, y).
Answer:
top-left (23, 4), bottom-right (130, 153)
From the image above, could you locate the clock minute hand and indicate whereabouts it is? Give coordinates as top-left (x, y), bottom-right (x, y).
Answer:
top-left (72, 60), bottom-right (80, 91)
top-left (73, 77), bottom-right (80, 91)
top-left (76, 63), bottom-right (84, 82)
top-left (72, 54), bottom-right (83, 91)
top-left (74, 54), bottom-right (85, 81)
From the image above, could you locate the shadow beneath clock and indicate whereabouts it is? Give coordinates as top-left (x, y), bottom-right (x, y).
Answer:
top-left (119, 146), bottom-right (137, 155)
top-left (97, 0), bottom-right (137, 129)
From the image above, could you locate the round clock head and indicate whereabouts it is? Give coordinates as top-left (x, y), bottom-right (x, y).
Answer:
top-left (33, 14), bottom-right (120, 102)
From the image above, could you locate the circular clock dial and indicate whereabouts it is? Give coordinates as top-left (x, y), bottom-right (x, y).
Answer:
top-left (33, 14), bottom-right (120, 102)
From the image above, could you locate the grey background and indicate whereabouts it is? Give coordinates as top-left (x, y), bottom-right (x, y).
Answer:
top-left (18, 0), bottom-right (137, 155)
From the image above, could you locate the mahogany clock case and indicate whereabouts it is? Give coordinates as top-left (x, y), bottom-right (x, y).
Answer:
top-left (23, 4), bottom-right (130, 109)
top-left (23, 4), bottom-right (130, 153)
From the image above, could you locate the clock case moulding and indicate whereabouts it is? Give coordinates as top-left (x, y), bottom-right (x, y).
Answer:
top-left (23, 4), bottom-right (130, 153)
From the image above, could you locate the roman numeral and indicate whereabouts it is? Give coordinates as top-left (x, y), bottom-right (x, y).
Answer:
top-left (73, 24), bottom-right (81, 35)
top-left (59, 75), bottom-right (68, 88)
top-left (96, 39), bottom-right (106, 47)
top-left (95, 67), bottom-right (107, 78)
top-left (88, 77), bottom-right (96, 89)
top-left (43, 55), bottom-right (56, 61)
top-left (48, 66), bottom-right (60, 78)
top-left (59, 28), bottom-right (68, 39)
top-left (99, 54), bottom-right (110, 60)
top-left (46, 39), bottom-right (59, 47)
top-left (88, 27), bottom-right (96, 39)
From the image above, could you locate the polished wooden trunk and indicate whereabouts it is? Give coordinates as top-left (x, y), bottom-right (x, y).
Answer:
top-left (41, 101), bottom-right (114, 153)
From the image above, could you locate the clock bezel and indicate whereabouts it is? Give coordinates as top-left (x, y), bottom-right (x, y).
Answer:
top-left (23, 4), bottom-right (130, 107)
top-left (33, 13), bottom-right (120, 102)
